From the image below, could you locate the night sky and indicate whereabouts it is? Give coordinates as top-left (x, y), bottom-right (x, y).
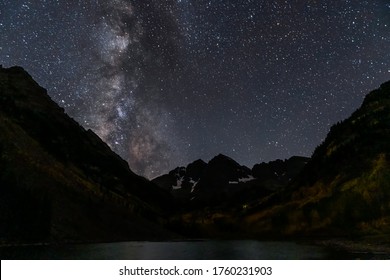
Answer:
top-left (1, 0), bottom-right (389, 178)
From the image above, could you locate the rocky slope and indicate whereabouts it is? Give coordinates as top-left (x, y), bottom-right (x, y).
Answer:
top-left (0, 66), bottom-right (176, 244)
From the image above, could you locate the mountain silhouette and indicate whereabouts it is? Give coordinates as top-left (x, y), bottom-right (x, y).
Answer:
top-left (153, 154), bottom-right (309, 210)
top-left (0, 66), bottom-right (176, 243)
top-left (244, 80), bottom-right (390, 237)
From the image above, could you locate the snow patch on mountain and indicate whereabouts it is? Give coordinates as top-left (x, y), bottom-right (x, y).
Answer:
top-left (229, 175), bottom-right (255, 184)
top-left (172, 177), bottom-right (183, 189)
top-left (238, 175), bottom-right (255, 183)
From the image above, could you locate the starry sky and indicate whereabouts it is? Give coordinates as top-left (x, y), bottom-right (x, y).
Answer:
top-left (1, 0), bottom-right (389, 178)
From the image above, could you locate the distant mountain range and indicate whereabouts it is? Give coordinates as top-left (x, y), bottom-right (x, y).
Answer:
top-left (1, 65), bottom-right (390, 244)
top-left (153, 154), bottom-right (309, 210)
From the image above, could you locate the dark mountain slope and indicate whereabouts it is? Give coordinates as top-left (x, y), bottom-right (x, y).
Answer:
top-left (0, 66), bottom-right (176, 243)
top-left (244, 81), bottom-right (390, 237)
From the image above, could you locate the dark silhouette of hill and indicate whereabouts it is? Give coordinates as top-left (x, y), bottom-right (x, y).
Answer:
top-left (244, 80), bottom-right (390, 238)
top-left (0, 66), bottom-right (176, 244)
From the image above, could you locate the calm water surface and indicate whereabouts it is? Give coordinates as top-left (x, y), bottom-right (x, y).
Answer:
top-left (0, 240), bottom-right (379, 259)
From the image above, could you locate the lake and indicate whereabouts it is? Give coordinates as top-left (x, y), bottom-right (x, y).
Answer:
top-left (0, 240), bottom-right (382, 259)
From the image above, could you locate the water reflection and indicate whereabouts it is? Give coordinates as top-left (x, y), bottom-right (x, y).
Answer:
top-left (0, 240), bottom-right (382, 260)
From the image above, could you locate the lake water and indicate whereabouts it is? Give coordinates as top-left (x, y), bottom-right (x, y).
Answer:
top-left (0, 240), bottom-right (380, 260)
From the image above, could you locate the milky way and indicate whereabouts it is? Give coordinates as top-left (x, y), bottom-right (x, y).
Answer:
top-left (83, 0), bottom-right (182, 177)
top-left (1, 0), bottom-right (389, 178)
